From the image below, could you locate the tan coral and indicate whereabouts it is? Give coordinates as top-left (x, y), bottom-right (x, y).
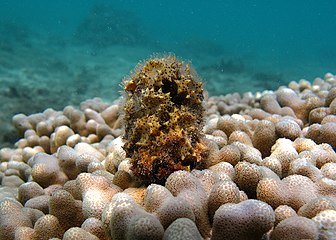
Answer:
top-left (165, 171), bottom-right (211, 238)
top-left (309, 107), bottom-right (331, 124)
top-left (49, 189), bottom-right (84, 231)
top-left (310, 144), bottom-right (336, 168)
top-left (228, 130), bottom-right (252, 146)
top-left (288, 157), bottom-right (322, 182)
top-left (34, 214), bottom-right (63, 240)
top-left (217, 115), bottom-right (251, 139)
top-left (234, 161), bottom-right (264, 197)
top-left (306, 123), bottom-right (336, 149)
top-left (108, 193), bottom-right (164, 240)
top-left (276, 87), bottom-right (323, 123)
top-left (56, 146), bottom-right (80, 180)
top-left (232, 141), bottom-right (262, 165)
top-left (211, 199), bottom-right (275, 240)
top-left (75, 153), bottom-right (101, 173)
top-left (123, 187), bottom-right (147, 206)
top-left (62, 179), bottom-right (82, 200)
top-left (275, 119), bottom-right (301, 140)
top-left (191, 169), bottom-right (218, 195)
top-left (262, 156), bottom-right (282, 177)
top-left (270, 216), bottom-right (319, 240)
top-left (154, 195), bottom-right (195, 229)
top-left (321, 162), bottom-right (336, 180)
top-left (257, 174), bottom-right (319, 210)
top-left (63, 227), bottom-right (99, 240)
top-left (260, 94), bottom-right (296, 117)
top-left (316, 177), bottom-right (336, 200)
top-left (74, 143), bottom-right (105, 161)
top-left (325, 86), bottom-right (336, 106)
top-left (50, 125), bottom-right (75, 153)
top-left (14, 226), bottom-right (38, 240)
top-left (76, 173), bottom-right (122, 219)
top-left (0, 198), bottom-right (33, 240)
top-left (29, 152), bottom-right (68, 188)
top-left (312, 209), bottom-right (336, 240)
top-left (207, 180), bottom-right (240, 221)
top-left (163, 218), bottom-right (202, 240)
top-left (101, 104), bottom-right (119, 128)
top-left (252, 119), bottom-right (277, 158)
top-left (274, 205), bottom-right (297, 225)
top-left (292, 137), bottom-right (317, 153)
top-left (144, 184), bottom-right (195, 228)
top-left (208, 161), bottom-right (235, 180)
top-left (144, 184), bottom-right (173, 213)
top-left (24, 195), bottom-right (50, 214)
top-left (125, 214), bottom-right (164, 240)
top-left (81, 218), bottom-right (111, 240)
top-left (208, 129), bottom-right (228, 148)
top-left (269, 138), bottom-right (299, 177)
top-left (298, 196), bottom-right (336, 218)
top-left (12, 113), bottom-right (33, 135)
top-left (207, 144), bottom-right (241, 167)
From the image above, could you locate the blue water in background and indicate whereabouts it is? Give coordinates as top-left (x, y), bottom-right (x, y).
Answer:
top-left (0, 0), bottom-right (335, 98)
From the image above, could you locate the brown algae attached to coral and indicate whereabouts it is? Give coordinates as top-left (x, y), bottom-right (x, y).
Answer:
top-left (122, 54), bottom-right (209, 184)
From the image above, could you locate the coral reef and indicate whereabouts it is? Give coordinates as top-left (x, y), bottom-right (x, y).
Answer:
top-left (122, 55), bottom-right (209, 184)
top-left (1, 56), bottom-right (336, 239)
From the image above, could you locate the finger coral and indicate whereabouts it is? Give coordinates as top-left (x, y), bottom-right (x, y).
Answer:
top-left (163, 218), bottom-right (202, 240)
top-left (257, 174), bottom-right (319, 210)
top-left (63, 227), bottom-right (100, 240)
top-left (107, 192), bottom-right (164, 240)
top-left (122, 54), bottom-right (209, 184)
top-left (270, 216), bottom-right (319, 240)
top-left (0, 198), bottom-right (34, 240)
top-left (2, 58), bottom-right (336, 239)
top-left (165, 170), bottom-right (211, 238)
top-left (274, 205), bottom-right (297, 225)
top-left (211, 199), bottom-right (275, 240)
top-left (312, 209), bottom-right (336, 239)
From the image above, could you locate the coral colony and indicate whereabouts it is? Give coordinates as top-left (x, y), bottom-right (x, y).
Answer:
top-left (1, 55), bottom-right (336, 239)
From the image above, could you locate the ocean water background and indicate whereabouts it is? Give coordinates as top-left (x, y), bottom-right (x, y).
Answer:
top-left (0, 0), bottom-right (335, 146)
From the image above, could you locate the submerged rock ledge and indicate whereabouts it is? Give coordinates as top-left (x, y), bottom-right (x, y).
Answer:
top-left (0, 72), bottom-right (336, 239)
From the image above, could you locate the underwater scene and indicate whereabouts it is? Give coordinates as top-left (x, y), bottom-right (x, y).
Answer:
top-left (0, 1), bottom-right (336, 239)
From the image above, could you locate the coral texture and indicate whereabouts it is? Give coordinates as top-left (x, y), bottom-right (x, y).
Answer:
top-left (1, 57), bottom-right (336, 239)
top-left (122, 54), bottom-right (209, 183)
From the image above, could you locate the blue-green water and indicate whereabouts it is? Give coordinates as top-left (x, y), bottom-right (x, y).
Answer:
top-left (0, 0), bottom-right (335, 123)
top-left (1, 0), bottom-right (335, 87)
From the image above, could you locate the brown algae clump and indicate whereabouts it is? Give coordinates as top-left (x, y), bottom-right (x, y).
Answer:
top-left (122, 54), bottom-right (209, 184)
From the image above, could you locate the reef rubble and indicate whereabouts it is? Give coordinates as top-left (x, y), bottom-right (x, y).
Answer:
top-left (0, 56), bottom-right (336, 239)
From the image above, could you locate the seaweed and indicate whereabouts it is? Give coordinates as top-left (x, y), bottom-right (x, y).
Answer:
top-left (122, 54), bottom-right (209, 184)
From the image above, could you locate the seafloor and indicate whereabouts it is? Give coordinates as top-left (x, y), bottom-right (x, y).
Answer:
top-left (1, 17), bottom-right (336, 240)
top-left (0, 63), bottom-right (336, 239)
top-left (1, 18), bottom-right (327, 149)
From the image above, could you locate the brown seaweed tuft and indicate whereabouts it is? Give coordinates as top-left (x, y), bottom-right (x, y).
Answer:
top-left (122, 54), bottom-right (209, 184)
